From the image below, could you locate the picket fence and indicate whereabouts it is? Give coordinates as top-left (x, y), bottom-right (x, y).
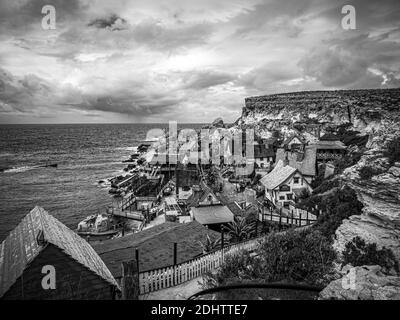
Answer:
top-left (138, 236), bottom-right (263, 295)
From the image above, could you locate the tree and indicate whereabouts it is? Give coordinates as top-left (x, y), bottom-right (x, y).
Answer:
top-left (226, 217), bottom-right (255, 243)
top-left (198, 235), bottom-right (222, 253)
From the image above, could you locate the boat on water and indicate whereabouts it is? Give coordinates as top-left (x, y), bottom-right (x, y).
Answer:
top-left (76, 213), bottom-right (122, 240)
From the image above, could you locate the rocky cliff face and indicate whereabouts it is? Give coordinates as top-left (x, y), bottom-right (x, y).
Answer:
top-left (334, 123), bottom-right (400, 262)
top-left (240, 89), bottom-right (400, 137)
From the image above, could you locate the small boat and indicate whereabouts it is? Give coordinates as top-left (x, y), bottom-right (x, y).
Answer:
top-left (76, 213), bottom-right (122, 240)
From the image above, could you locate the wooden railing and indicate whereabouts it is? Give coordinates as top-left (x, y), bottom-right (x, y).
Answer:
top-left (258, 204), bottom-right (317, 227)
top-left (138, 236), bottom-right (263, 295)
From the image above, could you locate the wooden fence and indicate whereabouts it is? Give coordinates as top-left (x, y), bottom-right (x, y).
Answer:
top-left (258, 204), bottom-right (317, 227)
top-left (138, 236), bottom-right (263, 295)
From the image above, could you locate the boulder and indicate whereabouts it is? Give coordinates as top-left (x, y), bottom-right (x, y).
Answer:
top-left (320, 265), bottom-right (400, 300)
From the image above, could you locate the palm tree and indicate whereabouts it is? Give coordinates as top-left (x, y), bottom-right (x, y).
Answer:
top-left (198, 234), bottom-right (222, 253)
top-left (226, 217), bottom-right (255, 243)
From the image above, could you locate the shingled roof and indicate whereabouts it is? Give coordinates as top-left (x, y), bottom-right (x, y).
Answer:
top-left (92, 221), bottom-right (220, 278)
top-left (0, 206), bottom-right (120, 298)
top-left (260, 160), bottom-right (297, 190)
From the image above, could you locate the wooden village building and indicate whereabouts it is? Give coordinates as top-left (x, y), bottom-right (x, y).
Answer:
top-left (260, 160), bottom-right (313, 207)
top-left (0, 206), bottom-right (120, 300)
top-left (92, 221), bottom-right (220, 281)
top-left (187, 184), bottom-right (234, 232)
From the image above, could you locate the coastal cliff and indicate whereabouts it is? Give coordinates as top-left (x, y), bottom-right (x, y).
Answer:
top-left (239, 89), bottom-right (400, 137)
top-left (237, 88), bottom-right (400, 298)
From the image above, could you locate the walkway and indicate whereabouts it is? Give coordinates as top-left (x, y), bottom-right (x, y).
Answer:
top-left (140, 276), bottom-right (204, 300)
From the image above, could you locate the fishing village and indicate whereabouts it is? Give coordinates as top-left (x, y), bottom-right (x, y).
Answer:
top-left (0, 107), bottom-right (354, 300)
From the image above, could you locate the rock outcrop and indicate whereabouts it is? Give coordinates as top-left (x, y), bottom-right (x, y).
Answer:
top-left (335, 124), bottom-right (400, 261)
top-left (240, 89), bottom-right (400, 136)
top-left (320, 265), bottom-right (400, 300)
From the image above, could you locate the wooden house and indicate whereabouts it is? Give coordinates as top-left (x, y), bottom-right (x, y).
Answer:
top-left (260, 160), bottom-right (312, 207)
top-left (0, 206), bottom-right (120, 300)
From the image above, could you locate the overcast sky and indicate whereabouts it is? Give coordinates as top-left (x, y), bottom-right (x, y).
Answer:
top-left (0, 0), bottom-right (399, 124)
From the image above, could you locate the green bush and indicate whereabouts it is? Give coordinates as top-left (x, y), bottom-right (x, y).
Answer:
top-left (384, 136), bottom-right (400, 165)
top-left (259, 229), bottom-right (336, 285)
top-left (342, 237), bottom-right (399, 274)
top-left (205, 229), bottom-right (336, 288)
top-left (314, 186), bottom-right (363, 239)
top-left (312, 178), bottom-right (339, 195)
top-left (359, 166), bottom-right (382, 180)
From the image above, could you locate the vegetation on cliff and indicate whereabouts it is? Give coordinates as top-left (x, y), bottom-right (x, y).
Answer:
top-left (342, 237), bottom-right (399, 274)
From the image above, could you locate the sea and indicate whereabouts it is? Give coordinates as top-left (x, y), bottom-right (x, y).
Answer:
top-left (0, 123), bottom-right (204, 241)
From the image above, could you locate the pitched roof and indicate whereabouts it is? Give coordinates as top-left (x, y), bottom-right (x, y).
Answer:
top-left (275, 147), bottom-right (317, 177)
top-left (260, 160), bottom-right (297, 190)
top-left (92, 221), bottom-right (219, 278)
top-left (0, 206), bottom-right (120, 297)
top-left (192, 205), bottom-right (234, 225)
top-left (311, 140), bottom-right (346, 150)
top-left (283, 133), bottom-right (306, 145)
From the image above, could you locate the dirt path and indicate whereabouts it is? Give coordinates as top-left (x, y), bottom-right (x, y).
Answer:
top-left (139, 276), bottom-right (205, 300)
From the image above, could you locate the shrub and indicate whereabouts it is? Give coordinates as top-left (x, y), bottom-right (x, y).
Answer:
top-left (205, 229), bottom-right (337, 288)
top-left (259, 229), bottom-right (336, 285)
top-left (342, 237), bottom-right (399, 274)
top-left (359, 166), bottom-right (382, 180)
top-left (312, 178), bottom-right (339, 195)
top-left (384, 136), bottom-right (400, 165)
top-left (314, 186), bottom-right (364, 239)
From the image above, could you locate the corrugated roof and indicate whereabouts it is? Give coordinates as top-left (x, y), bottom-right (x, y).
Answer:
top-left (260, 160), bottom-right (297, 190)
top-left (192, 205), bottom-right (234, 225)
top-left (0, 206), bottom-right (119, 297)
top-left (92, 221), bottom-right (219, 277)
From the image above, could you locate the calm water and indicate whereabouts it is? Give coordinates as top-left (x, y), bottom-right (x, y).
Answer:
top-left (0, 123), bottom-right (203, 241)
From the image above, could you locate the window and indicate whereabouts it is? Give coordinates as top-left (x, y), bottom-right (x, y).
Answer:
top-left (260, 157), bottom-right (264, 161)
top-left (293, 177), bottom-right (299, 184)
top-left (287, 194), bottom-right (293, 200)
top-left (279, 195), bottom-right (285, 200)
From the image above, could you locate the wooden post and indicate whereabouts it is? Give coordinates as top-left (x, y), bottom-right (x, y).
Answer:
top-left (135, 248), bottom-right (139, 272)
top-left (173, 242), bottom-right (178, 265)
top-left (221, 225), bottom-right (225, 263)
top-left (291, 211), bottom-right (294, 226)
top-left (121, 260), bottom-right (139, 300)
top-left (299, 211), bottom-right (302, 227)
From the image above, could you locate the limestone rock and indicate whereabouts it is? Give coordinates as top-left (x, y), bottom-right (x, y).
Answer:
top-left (320, 265), bottom-right (400, 300)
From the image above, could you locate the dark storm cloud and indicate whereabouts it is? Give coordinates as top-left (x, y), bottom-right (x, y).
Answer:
top-left (0, 68), bottom-right (53, 113)
top-left (69, 92), bottom-right (184, 117)
top-left (88, 14), bottom-right (128, 31)
top-left (238, 63), bottom-right (300, 90)
top-left (0, 67), bottom-right (185, 118)
top-left (299, 30), bottom-right (400, 88)
top-left (183, 70), bottom-right (236, 89)
top-left (130, 20), bottom-right (214, 51)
